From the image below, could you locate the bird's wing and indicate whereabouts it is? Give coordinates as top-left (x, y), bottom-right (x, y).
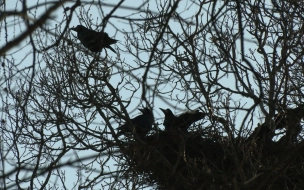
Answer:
top-left (78, 29), bottom-right (100, 43)
top-left (176, 112), bottom-right (205, 129)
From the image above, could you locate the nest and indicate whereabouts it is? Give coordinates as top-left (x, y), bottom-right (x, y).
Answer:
top-left (120, 130), bottom-right (304, 189)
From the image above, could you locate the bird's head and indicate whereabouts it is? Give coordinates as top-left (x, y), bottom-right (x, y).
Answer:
top-left (159, 108), bottom-right (174, 116)
top-left (70, 25), bottom-right (86, 32)
top-left (139, 108), bottom-right (153, 115)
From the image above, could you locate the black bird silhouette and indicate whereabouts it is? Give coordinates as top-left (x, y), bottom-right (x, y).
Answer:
top-left (117, 108), bottom-right (154, 137)
top-left (274, 105), bottom-right (304, 129)
top-left (70, 25), bottom-right (118, 53)
top-left (274, 105), bottom-right (304, 144)
top-left (160, 108), bottom-right (206, 132)
top-left (247, 123), bottom-right (274, 143)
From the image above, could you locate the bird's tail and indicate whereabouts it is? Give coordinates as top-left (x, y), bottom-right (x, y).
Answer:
top-left (107, 45), bottom-right (117, 53)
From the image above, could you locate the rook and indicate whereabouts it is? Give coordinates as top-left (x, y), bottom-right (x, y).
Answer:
top-left (117, 108), bottom-right (154, 137)
top-left (160, 108), bottom-right (206, 132)
top-left (70, 25), bottom-right (118, 53)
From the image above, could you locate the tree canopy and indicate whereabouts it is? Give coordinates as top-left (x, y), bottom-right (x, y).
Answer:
top-left (1, 0), bottom-right (304, 189)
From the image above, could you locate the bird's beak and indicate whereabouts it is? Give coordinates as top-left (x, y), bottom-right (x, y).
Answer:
top-left (159, 108), bottom-right (166, 113)
top-left (70, 27), bottom-right (78, 32)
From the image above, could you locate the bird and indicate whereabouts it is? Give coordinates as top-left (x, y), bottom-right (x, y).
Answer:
top-left (159, 108), bottom-right (206, 132)
top-left (274, 105), bottom-right (304, 130)
top-left (70, 25), bottom-right (118, 53)
top-left (247, 123), bottom-right (274, 142)
top-left (274, 105), bottom-right (304, 144)
top-left (117, 108), bottom-right (154, 137)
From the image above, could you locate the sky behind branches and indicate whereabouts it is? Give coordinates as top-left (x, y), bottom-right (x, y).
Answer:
top-left (0, 0), bottom-right (276, 189)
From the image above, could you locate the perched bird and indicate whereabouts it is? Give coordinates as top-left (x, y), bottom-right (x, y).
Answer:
top-left (160, 108), bottom-right (206, 132)
top-left (117, 108), bottom-right (154, 137)
top-left (274, 105), bottom-right (304, 129)
top-left (247, 123), bottom-right (274, 143)
top-left (274, 105), bottom-right (304, 144)
top-left (70, 25), bottom-right (118, 53)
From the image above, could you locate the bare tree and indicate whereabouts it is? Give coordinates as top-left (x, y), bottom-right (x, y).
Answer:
top-left (1, 0), bottom-right (304, 189)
